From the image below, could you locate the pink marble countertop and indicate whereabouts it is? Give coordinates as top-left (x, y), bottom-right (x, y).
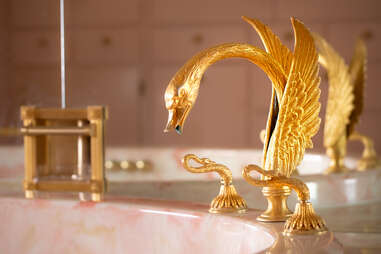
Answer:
top-left (1, 179), bottom-right (381, 253)
top-left (2, 179), bottom-right (381, 253)
top-left (0, 187), bottom-right (345, 254)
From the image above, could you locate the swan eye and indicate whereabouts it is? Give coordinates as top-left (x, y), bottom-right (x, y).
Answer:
top-left (168, 96), bottom-right (180, 109)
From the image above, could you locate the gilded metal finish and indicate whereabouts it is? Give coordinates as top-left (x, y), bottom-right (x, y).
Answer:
top-left (283, 201), bottom-right (327, 235)
top-left (20, 125), bottom-right (94, 136)
top-left (314, 34), bottom-right (379, 172)
top-left (243, 165), bottom-right (310, 201)
top-left (164, 17), bottom-right (321, 223)
top-left (182, 154), bottom-right (247, 213)
top-left (21, 106), bottom-right (107, 202)
top-left (243, 165), bottom-right (327, 234)
top-left (105, 159), bottom-right (153, 171)
top-left (163, 17), bottom-right (321, 175)
top-left (259, 130), bottom-right (300, 176)
top-left (243, 17), bottom-right (321, 222)
top-left (258, 186), bottom-right (292, 222)
top-left (249, 17), bottom-right (321, 177)
top-left (164, 45), bottom-right (286, 134)
top-left (105, 160), bottom-right (119, 170)
top-left (350, 132), bottom-right (381, 171)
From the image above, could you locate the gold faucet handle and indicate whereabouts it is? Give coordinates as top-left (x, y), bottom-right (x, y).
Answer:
top-left (243, 164), bottom-right (327, 234)
top-left (242, 164), bottom-right (310, 202)
top-left (182, 154), bottom-right (247, 214)
top-left (182, 154), bottom-right (232, 185)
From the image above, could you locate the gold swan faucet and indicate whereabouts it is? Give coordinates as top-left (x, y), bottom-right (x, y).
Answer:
top-left (164, 16), bottom-right (327, 234)
top-left (313, 34), bottom-right (380, 173)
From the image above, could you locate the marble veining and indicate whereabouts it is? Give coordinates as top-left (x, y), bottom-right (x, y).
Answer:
top-left (0, 192), bottom-right (346, 254)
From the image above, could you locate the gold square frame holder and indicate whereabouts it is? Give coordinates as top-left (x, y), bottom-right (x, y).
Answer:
top-left (21, 106), bottom-right (107, 202)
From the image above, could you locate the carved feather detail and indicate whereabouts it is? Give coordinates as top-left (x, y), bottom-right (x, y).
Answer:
top-left (347, 38), bottom-right (366, 136)
top-left (243, 16), bottom-right (293, 81)
top-left (251, 18), bottom-right (321, 176)
top-left (313, 33), bottom-right (355, 147)
top-left (243, 16), bottom-right (293, 165)
top-left (165, 17), bottom-right (321, 177)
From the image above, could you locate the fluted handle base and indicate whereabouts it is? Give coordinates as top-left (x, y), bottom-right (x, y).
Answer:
top-left (209, 183), bottom-right (248, 214)
top-left (284, 201), bottom-right (328, 235)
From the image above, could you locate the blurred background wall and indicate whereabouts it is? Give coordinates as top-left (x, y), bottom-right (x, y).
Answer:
top-left (0, 0), bottom-right (380, 154)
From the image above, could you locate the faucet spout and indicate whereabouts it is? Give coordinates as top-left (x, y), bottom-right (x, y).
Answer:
top-left (163, 43), bottom-right (287, 135)
top-left (164, 104), bottom-right (191, 134)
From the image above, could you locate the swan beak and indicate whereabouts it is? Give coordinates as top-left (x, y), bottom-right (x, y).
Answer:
top-left (175, 125), bottom-right (182, 135)
top-left (164, 110), bottom-right (176, 133)
top-left (164, 105), bottom-right (191, 135)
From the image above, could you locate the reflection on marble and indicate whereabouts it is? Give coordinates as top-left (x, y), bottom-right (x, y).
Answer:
top-left (335, 232), bottom-right (381, 254)
top-left (319, 203), bottom-right (381, 233)
top-left (267, 232), bottom-right (343, 254)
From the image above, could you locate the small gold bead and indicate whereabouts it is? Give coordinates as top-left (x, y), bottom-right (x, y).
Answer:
top-left (105, 160), bottom-right (115, 170)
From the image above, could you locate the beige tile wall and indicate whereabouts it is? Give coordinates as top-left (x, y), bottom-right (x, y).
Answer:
top-left (1, 0), bottom-right (381, 154)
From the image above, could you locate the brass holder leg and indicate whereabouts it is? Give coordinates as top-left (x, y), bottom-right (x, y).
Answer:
top-left (25, 190), bottom-right (36, 199)
top-left (79, 192), bottom-right (102, 202)
top-left (257, 186), bottom-right (292, 222)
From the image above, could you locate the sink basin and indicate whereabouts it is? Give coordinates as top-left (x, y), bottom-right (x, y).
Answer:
top-left (0, 190), bottom-right (346, 254)
top-left (0, 196), bottom-right (276, 254)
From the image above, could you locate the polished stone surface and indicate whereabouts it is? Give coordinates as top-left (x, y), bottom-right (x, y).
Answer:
top-left (0, 146), bottom-right (380, 252)
top-left (0, 192), bottom-right (343, 254)
top-left (1, 180), bottom-right (381, 253)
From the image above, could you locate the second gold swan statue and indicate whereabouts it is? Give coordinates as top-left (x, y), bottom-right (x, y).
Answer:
top-left (313, 34), bottom-right (380, 173)
top-left (164, 17), bottom-right (327, 234)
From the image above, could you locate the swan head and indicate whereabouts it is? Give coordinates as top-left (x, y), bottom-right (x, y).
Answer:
top-left (164, 75), bottom-right (200, 135)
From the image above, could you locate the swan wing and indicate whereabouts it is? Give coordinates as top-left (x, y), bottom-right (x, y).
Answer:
top-left (243, 16), bottom-right (293, 84)
top-left (347, 38), bottom-right (366, 136)
top-left (266, 18), bottom-right (321, 177)
top-left (313, 33), bottom-right (354, 147)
